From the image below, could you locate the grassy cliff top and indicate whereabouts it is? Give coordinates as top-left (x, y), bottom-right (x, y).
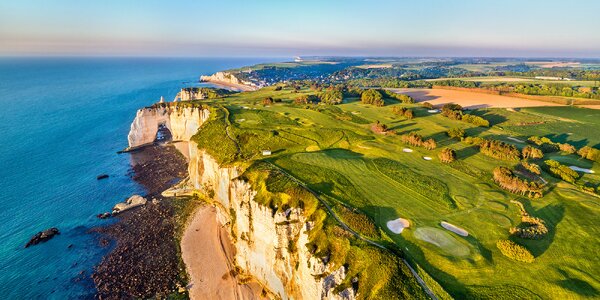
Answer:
top-left (189, 84), bottom-right (600, 299)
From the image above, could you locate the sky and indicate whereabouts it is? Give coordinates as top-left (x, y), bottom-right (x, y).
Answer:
top-left (1, 0), bottom-right (599, 58)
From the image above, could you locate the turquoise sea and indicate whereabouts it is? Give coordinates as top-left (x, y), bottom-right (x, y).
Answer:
top-left (0, 57), bottom-right (278, 299)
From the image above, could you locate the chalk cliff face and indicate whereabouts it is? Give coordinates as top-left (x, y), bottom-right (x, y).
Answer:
top-left (187, 143), bottom-right (355, 300)
top-left (127, 104), bottom-right (354, 299)
top-left (200, 71), bottom-right (258, 91)
top-left (127, 106), bottom-right (209, 149)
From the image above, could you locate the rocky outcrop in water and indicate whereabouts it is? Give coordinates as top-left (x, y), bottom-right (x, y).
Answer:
top-left (25, 228), bottom-right (60, 248)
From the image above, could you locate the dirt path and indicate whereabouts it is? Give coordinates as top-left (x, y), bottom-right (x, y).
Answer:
top-left (181, 205), bottom-right (263, 300)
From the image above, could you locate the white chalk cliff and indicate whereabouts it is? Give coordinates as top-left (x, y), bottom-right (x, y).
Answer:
top-left (127, 105), bottom-right (210, 149)
top-left (200, 71), bottom-right (259, 91)
top-left (127, 103), bottom-right (354, 299)
top-left (187, 144), bottom-right (355, 300)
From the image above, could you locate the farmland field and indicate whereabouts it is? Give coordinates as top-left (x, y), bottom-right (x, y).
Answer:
top-left (191, 85), bottom-right (600, 299)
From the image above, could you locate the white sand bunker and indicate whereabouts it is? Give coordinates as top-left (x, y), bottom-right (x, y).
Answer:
top-left (403, 148), bottom-right (413, 153)
top-left (423, 156), bottom-right (432, 161)
top-left (569, 166), bottom-right (595, 174)
top-left (440, 221), bottom-right (469, 237)
top-left (387, 218), bottom-right (410, 234)
top-left (427, 109), bottom-right (440, 113)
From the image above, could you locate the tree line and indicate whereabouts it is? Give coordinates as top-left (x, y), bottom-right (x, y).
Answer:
top-left (441, 103), bottom-right (490, 127)
top-left (493, 166), bottom-right (544, 198)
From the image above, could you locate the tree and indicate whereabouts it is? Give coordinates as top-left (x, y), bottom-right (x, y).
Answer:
top-left (423, 138), bottom-right (437, 150)
top-left (361, 89), bottom-right (384, 106)
top-left (404, 109), bottom-right (414, 120)
top-left (496, 240), bottom-right (535, 263)
top-left (493, 166), bottom-right (543, 198)
top-left (263, 97), bottom-right (274, 105)
top-left (319, 90), bottom-right (343, 105)
top-left (295, 94), bottom-right (319, 104)
top-left (447, 128), bottom-right (465, 139)
top-left (480, 140), bottom-right (521, 161)
top-left (545, 160), bottom-right (580, 183)
top-left (439, 148), bottom-right (456, 163)
top-left (522, 145), bottom-right (544, 159)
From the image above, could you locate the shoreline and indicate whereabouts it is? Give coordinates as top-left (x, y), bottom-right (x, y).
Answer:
top-left (201, 79), bottom-right (258, 92)
top-left (180, 204), bottom-right (265, 299)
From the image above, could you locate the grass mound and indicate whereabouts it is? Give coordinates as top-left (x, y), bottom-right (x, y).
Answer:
top-left (414, 227), bottom-right (470, 257)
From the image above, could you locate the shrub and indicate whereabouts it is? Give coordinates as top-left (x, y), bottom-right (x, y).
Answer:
top-left (439, 148), bottom-right (456, 163)
top-left (462, 114), bottom-right (490, 127)
top-left (423, 138), bottom-right (437, 150)
top-left (520, 162), bottom-right (541, 175)
top-left (578, 146), bottom-right (600, 162)
top-left (447, 128), bottom-right (465, 139)
top-left (480, 140), bottom-right (521, 161)
top-left (493, 167), bottom-right (543, 198)
top-left (295, 94), bottom-right (319, 104)
top-left (522, 145), bottom-right (544, 159)
top-left (421, 102), bottom-right (434, 109)
top-left (319, 90), bottom-right (343, 105)
top-left (263, 97), bottom-right (274, 105)
top-left (545, 160), bottom-right (580, 183)
top-left (361, 89), bottom-right (384, 106)
top-left (496, 240), bottom-right (535, 263)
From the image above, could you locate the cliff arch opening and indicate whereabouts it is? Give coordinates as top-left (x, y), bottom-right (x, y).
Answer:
top-left (155, 122), bottom-right (172, 143)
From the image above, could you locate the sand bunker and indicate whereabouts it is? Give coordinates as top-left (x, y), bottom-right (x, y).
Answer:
top-left (569, 166), bottom-right (595, 174)
top-left (440, 221), bottom-right (469, 237)
top-left (423, 156), bottom-right (432, 161)
top-left (427, 109), bottom-right (440, 113)
top-left (403, 148), bottom-right (413, 153)
top-left (387, 218), bottom-right (410, 234)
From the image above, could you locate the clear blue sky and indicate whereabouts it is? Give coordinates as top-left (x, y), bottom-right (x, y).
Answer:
top-left (1, 0), bottom-right (599, 57)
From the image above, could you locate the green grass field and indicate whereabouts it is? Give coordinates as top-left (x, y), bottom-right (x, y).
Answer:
top-left (190, 86), bottom-right (600, 299)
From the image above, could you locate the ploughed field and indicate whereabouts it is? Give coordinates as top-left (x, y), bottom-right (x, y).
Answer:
top-left (189, 86), bottom-right (600, 299)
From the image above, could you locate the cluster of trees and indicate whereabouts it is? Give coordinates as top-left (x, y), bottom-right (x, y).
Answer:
top-left (319, 90), bottom-right (344, 105)
top-left (438, 148), bottom-right (456, 163)
top-left (493, 166), bottom-right (543, 198)
top-left (383, 90), bottom-right (415, 103)
top-left (372, 121), bottom-right (389, 134)
top-left (578, 146), bottom-right (600, 163)
top-left (361, 89), bottom-right (385, 106)
top-left (509, 200), bottom-right (548, 239)
top-left (392, 106), bottom-right (414, 119)
top-left (294, 94), bottom-right (319, 104)
top-left (520, 161), bottom-right (542, 175)
top-left (263, 97), bottom-right (282, 105)
top-left (522, 145), bottom-right (544, 159)
top-left (508, 83), bottom-right (600, 100)
top-left (545, 160), bottom-right (580, 183)
top-left (528, 136), bottom-right (576, 153)
top-left (421, 102), bottom-right (434, 109)
top-left (446, 128), bottom-right (466, 139)
top-left (480, 140), bottom-right (521, 161)
top-left (441, 104), bottom-right (490, 127)
top-left (463, 136), bottom-right (485, 145)
top-left (401, 132), bottom-right (437, 150)
top-left (496, 240), bottom-right (535, 263)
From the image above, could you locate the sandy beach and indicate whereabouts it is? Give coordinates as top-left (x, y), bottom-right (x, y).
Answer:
top-left (181, 205), bottom-right (265, 300)
top-left (202, 79), bottom-right (258, 92)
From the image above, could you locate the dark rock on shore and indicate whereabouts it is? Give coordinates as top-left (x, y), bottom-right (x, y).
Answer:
top-left (97, 174), bottom-right (110, 180)
top-left (90, 144), bottom-right (189, 299)
top-left (96, 212), bottom-right (111, 219)
top-left (25, 227), bottom-right (60, 248)
top-left (91, 202), bottom-right (180, 299)
top-left (129, 145), bottom-right (188, 196)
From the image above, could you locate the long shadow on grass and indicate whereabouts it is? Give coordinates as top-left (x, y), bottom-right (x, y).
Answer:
top-left (554, 267), bottom-right (599, 297)
top-left (544, 133), bottom-right (590, 149)
top-left (517, 201), bottom-right (565, 257)
top-left (455, 145), bottom-right (480, 160)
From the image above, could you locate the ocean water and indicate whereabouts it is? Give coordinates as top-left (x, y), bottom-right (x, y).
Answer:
top-left (0, 57), bottom-right (279, 299)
